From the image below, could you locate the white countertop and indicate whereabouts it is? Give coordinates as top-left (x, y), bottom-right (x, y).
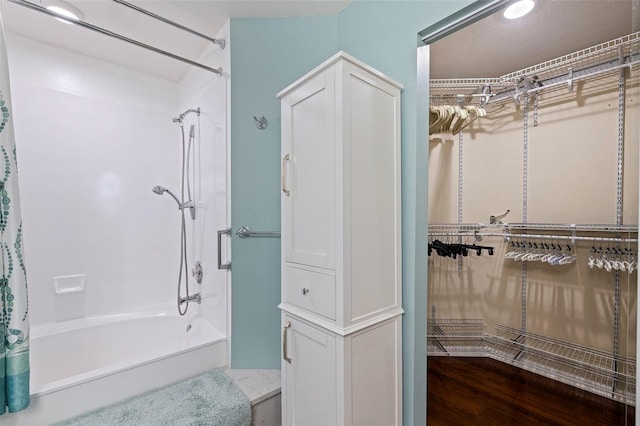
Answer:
top-left (226, 369), bottom-right (281, 405)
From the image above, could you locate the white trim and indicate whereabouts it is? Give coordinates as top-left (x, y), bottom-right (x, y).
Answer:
top-left (278, 303), bottom-right (404, 336)
top-left (420, 0), bottom-right (510, 44)
top-left (277, 51), bottom-right (403, 99)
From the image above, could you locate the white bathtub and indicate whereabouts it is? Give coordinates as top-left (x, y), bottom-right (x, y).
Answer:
top-left (4, 309), bottom-right (228, 425)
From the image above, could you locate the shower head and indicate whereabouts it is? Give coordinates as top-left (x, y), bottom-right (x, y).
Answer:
top-left (152, 185), bottom-right (167, 195)
top-left (189, 124), bottom-right (195, 140)
top-left (152, 185), bottom-right (181, 207)
top-left (172, 108), bottom-right (200, 125)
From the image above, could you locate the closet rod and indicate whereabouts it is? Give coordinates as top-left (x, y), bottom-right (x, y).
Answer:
top-left (111, 0), bottom-right (226, 49)
top-left (428, 223), bottom-right (487, 231)
top-left (7, 0), bottom-right (223, 75)
top-left (430, 93), bottom-right (493, 101)
top-left (507, 234), bottom-right (637, 244)
top-left (492, 58), bottom-right (639, 105)
top-left (428, 232), bottom-right (499, 238)
top-left (428, 232), bottom-right (637, 244)
top-left (506, 223), bottom-right (638, 233)
top-left (519, 61), bottom-right (638, 98)
top-left (429, 223), bottom-right (639, 233)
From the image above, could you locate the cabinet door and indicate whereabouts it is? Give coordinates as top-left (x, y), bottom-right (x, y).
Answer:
top-left (281, 70), bottom-right (336, 271)
top-left (282, 315), bottom-right (337, 426)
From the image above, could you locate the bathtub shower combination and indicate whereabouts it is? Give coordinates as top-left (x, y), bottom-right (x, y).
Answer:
top-left (2, 1), bottom-right (231, 422)
top-left (7, 104), bottom-right (230, 425)
top-left (15, 105), bottom-right (229, 425)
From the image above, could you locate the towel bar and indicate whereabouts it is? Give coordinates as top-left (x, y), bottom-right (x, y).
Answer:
top-left (236, 226), bottom-right (281, 239)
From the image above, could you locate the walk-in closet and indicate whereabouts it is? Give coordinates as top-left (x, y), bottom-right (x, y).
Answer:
top-left (426, 1), bottom-right (638, 424)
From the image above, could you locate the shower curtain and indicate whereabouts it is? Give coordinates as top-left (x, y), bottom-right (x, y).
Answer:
top-left (0, 14), bottom-right (29, 415)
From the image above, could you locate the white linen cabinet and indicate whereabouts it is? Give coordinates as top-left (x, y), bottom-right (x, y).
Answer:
top-left (278, 51), bottom-right (403, 426)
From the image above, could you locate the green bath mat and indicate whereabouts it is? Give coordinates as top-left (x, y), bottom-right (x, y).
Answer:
top-left (55, 369), bottom-right (251, 426)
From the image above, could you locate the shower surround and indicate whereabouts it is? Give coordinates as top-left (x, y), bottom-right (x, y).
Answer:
top-left (2, 22), bottom-right (230, 425)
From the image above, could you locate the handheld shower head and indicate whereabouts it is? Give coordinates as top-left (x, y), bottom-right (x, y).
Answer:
top-left (152, 185), bottom-right (167, 195)
top-left (152, 185), bottom-right (181, 207)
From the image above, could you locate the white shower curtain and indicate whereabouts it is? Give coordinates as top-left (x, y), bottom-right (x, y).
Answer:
top-left (0, 12), bottom-right (29, 415)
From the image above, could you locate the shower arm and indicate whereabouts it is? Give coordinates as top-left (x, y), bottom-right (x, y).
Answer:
top-left (173, 108), bottom-right (200, 125)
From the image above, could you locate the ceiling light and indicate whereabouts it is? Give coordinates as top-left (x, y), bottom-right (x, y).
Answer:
top-left (503, 0), bottom-right (535, 20)
top-left (43, 0), bottom-right (84, 24)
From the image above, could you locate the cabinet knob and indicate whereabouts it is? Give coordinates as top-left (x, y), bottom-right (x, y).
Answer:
top-left (301, 288), bottom-right (310, 295)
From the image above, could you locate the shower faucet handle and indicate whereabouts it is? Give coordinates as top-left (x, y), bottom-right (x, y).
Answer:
top-left (192, 261), bottom-right (203, 284)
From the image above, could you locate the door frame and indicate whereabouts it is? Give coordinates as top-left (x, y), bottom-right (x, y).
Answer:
top-left (415, 1), bottom-right (639, 424)
top-left (414, 4), bottom-right (511, 422)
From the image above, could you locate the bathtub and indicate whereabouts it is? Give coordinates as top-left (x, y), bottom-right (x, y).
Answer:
top-left (4, 309), bottom-right (228, 425)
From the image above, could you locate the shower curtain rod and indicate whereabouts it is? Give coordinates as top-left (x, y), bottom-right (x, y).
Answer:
top-left (111, 0), bottom-right (225, 49)
top-left (7, 0), bottom-right (223, 76)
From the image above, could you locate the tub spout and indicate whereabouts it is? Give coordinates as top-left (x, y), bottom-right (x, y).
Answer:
top-left (179, 293), bottom-right (201, 305)
top-left (186, 311), bottom-right (199, 333)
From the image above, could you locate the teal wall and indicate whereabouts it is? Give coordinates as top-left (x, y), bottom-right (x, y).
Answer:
top-left (230, 1), bottom-right (475, 424)
top-left (336, 2), bottom-right (474, 424)
top-left (230, 17), bottom-right (338, 369)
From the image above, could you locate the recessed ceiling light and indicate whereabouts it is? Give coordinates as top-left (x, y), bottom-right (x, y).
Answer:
top-left (503, 0), bottom-right (535, 20)
top-left (43, 0), bottom-right (84, 24)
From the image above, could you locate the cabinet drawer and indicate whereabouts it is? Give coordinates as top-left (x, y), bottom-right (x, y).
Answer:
top-left (284, 265), bottom-right (335, 320)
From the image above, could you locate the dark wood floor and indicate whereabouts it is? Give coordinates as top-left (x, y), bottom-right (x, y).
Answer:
top-left (427, 357), bottom-right (635, 426)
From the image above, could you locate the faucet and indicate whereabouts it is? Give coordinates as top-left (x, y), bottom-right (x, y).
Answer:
top-left (179, 293), bottom-right (201, 305)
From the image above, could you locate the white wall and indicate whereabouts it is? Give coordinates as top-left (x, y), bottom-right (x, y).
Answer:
top-left (6, 30), bottom-right (228, 336)
top-left (177, 21), bottom-right (230, 338)
top-left (428, 73), bottom-right (639, 356)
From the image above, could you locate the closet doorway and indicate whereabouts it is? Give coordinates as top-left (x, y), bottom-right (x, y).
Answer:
top-left (424, 1), bottom-right (638, 424)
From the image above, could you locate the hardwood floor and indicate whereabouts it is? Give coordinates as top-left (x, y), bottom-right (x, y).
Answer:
top-left (427, 357), bottom-right (635, 426)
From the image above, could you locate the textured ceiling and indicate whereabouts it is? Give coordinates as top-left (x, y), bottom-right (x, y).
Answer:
top-left (430, 0), bottom-right (636, 79)
top-left (2, 1), bottom-right (635, 83)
